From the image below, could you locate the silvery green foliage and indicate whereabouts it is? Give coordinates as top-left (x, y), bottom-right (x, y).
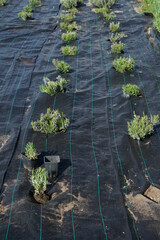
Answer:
top-left (94, 7), bottom-right (116, 20)
top-left (113, 56), bottom-right (135, 73)
top-left (52, 59), bottom-right (71, 73)
top-left (111, 41), bottom-right (125, 53)
top-left (62, 31), bottom-right (77, 41)
top-left (31, 168), bottom-right (48, 194)
top-left (61, 45), bottom-right (77, 55)
top-left (68, 7), bottom-right (78, 14)
top-left (122, 84), bottom-right (140, 96)
top-left (61, 13), bottom-right (74, 23)
top-left (90, 0), bottom-right (116, 8)
top-left (23, 5), bottom-right (33, 12)
top-left (110, 32), bottom-right (127, 43)
top-left (128, 113), bottom-right (159, 140)
top-left (60, 21), bottom-right (81, 31)
top-left (109, 22), bottom-right (120, 32)
top-left (0, 0), bottom-right (7, 6)
top-left (25, 142), bottom-right (38, 160)
top-left (31, 108), bottom-right (70, 134)
top-left (60, 0), bottom-right (83, 9)
top-left (40, 76), bottom-right (67, 96)
top-left (18, 11), bottom-right (33, 20)
top-left (29, 0), bottom-right (42, 7)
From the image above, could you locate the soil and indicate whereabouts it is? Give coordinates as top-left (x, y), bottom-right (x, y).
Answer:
top-left (33, 192), bottom-right (50, 204)
top-left (0, 135), bottom-right (10, 151)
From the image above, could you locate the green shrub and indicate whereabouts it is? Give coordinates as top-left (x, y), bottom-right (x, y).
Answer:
top-left (94, 7), bottom-right (109, 14)
top-left (90, 0), bottom-right (116, 8)
top-left (113, 56), bottom-right (135, 73)
top-left (122, 84), bottom-right (140, 96)
top-left (94, 7), bottom-right (115, 20)
top-left (103, 12), bottom-right (115, 20)
top-left (60, 21), bottom-right (81, 31)
top-left (111, 41), bottom-right (125, 53)
top-left (61, 45), bottom-right (77, 55)
top-left (29, 0), bottom-right (42, 7)
top-left (24, 142), bottom-right (38, 160)
top-left (68, 7), bottom-right (78, 14)
top-left (31, 168), bottom-right (48, 194)
top-left (40, 76), bottom-right (67, 96)
top-left (52, 59), bottom-right (71, 73)
top-left (128, 113), bottom-right (159, 140)
top-left (60, 0), bottom-right (83, 9)
top-left (18, 11), bottom-right (33, 20)
top-left (68, 22), bottom-right (81, 31)
top-left (60, 22), bottom-right (69, 31)
top-left (0, 0), bottom-right (7, 6)
top-left (23, 5), bottom-right (33, 12)
top-left (31, 108), bottom-right (70, 134)
top-left (109, 22), bottom-right (120, 32)
top-left (62, 31), bottom-right (77, 41)
top-left (110, 32), bottom-right (127, 43)
top-left (61, 13), bottom-right (74, 23)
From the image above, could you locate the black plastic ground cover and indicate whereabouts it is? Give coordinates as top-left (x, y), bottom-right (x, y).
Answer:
top-left (0, 0), bottom-right (160, 239)
top-left (0, 0), bottom-right (60, 193)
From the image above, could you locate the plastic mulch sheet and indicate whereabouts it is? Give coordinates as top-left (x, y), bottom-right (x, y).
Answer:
top-left (0, 0), bottom-right (160, 239)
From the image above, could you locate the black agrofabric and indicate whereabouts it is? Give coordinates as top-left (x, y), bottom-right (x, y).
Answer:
top-left (0, 0), bottom-right (160, 239)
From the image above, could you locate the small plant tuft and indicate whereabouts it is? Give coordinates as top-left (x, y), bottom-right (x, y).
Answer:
top-left (68, 22), bottom-right (81, 31)
top-left (18, 11), bottom-right (33, 20)
top-left (113, 56), bottom-right (135, 73)
top-left (52, 59), bottom-right (71, 73)
top-left (61, 45), bottom-right (77, 55)
top-left (31, 108), bottom-right (70, 134)
top-left (62, 31), bottom-right (77, 41)
top-left (24, 142), bottom-right (38, 160)
top-left (111, 41), bottom-right (125, 54)
top-left (110, 32), bottom-right (127, 43)
top-left (122, 84), bottom-right (140, 96)
top-left (109, 22), bottom-right (120, 32)
top-left (90, 0), bottom-right (116, 8)
top-left (128, 112), bottom-right (159, 140)
top-left (61, 13), bottom-right (74, 23)
top-left (94, 7), bottom-right (109, 14)
top-left (40, 76), bottom-right (67, 96)
top-left (94, 7), bottom-right (115, 20)
top-left (23, 5), bottom-right (33, 12)
top-left (60, 21), bottom-right (81, 31)
top-left (29, 0), bottom-right (42, 7)
top-left (0, 0), bottom-right (7, 6)
top-left (104, 12), bottom-right (115, 21)
top-left (68, 7), bottom-right (78, 15)
top-left (60, 0), bottom-right (83, 9)
top-left (31, 168), bottom-right (48, 195)
top-left (60, 22), bottom-right (69, 31)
